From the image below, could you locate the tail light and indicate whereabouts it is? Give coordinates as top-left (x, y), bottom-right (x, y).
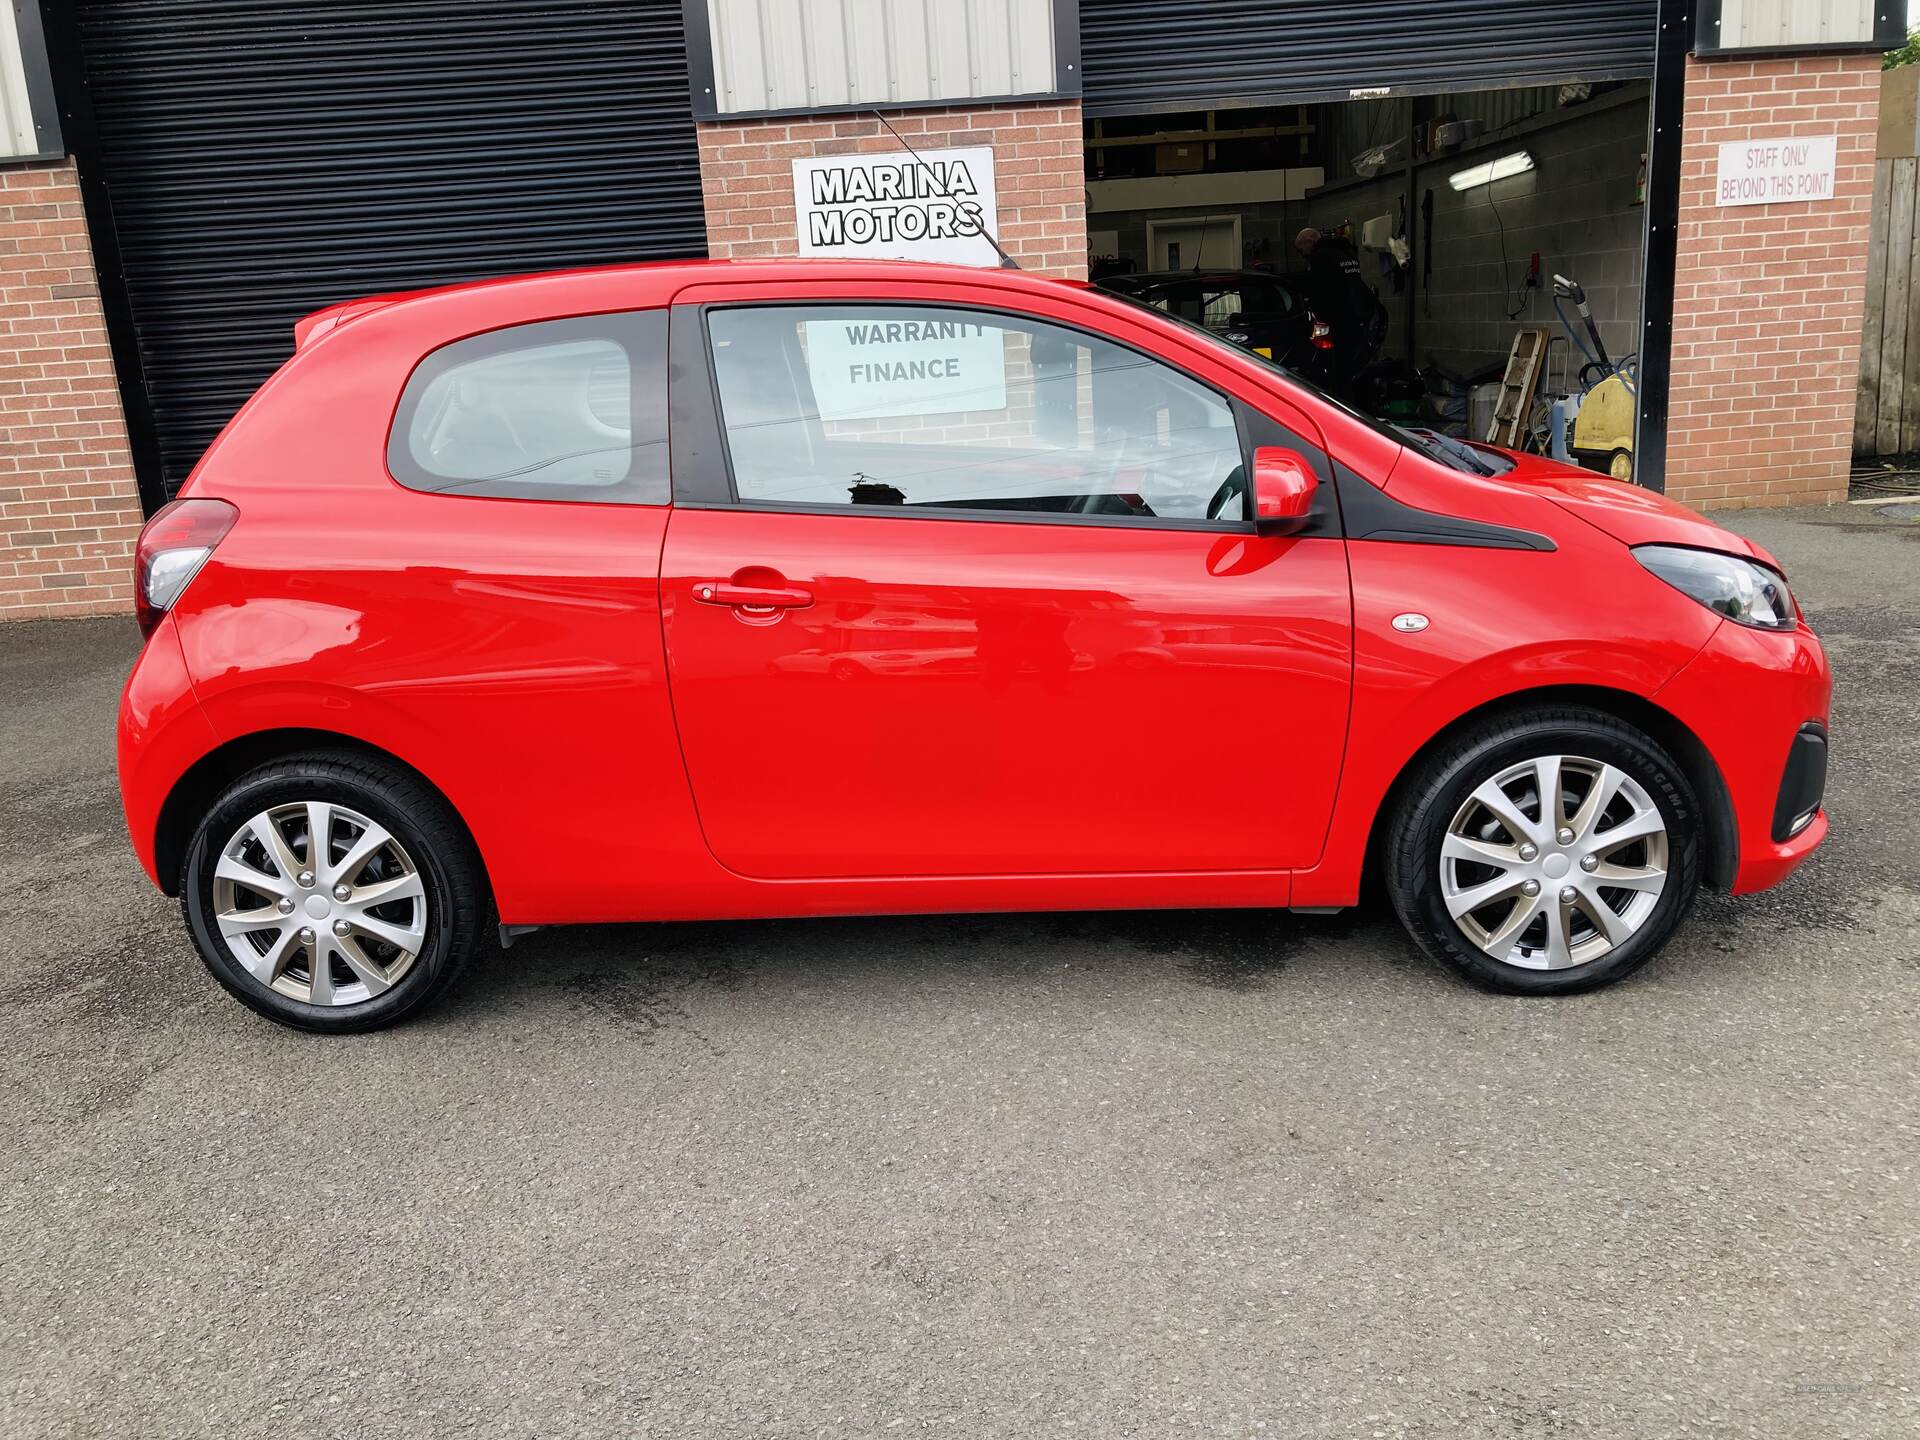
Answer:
top-left (1309, 315), bottom-right (1334, 350)
top-left (134, 498), bottom-right (236, 638)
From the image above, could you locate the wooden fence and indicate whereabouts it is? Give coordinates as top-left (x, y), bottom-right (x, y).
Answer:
top-left (1857, 156), bottom-right (1920, 457)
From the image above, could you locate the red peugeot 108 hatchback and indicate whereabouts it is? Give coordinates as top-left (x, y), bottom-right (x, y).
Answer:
top-left (117, 260), bottom-right (1830, 1032)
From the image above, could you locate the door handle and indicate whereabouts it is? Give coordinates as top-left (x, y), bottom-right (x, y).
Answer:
top-left (692, 580), bottom-right (814, 610)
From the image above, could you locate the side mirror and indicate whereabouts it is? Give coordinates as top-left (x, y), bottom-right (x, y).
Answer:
top-left (1252, 446), bottom-right (1318, 534)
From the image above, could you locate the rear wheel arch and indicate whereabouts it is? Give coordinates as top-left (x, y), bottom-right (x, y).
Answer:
top-left (1362, 685), bottom-right (1737, 898)
top-left (153, 728), bottom-right (492, 899)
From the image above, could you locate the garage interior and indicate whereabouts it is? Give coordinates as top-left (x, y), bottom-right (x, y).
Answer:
top-left (1084, 80), bottom-right (1653, 477)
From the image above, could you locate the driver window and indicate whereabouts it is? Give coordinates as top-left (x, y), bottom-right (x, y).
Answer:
top-left (706, 305), bottom-right (1247, 522)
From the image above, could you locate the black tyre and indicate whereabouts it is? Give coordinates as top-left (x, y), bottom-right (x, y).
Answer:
top-left (181, 752), bottom-right (489, 1032)
top-left (1385, 709), bottom-right (1701, 995)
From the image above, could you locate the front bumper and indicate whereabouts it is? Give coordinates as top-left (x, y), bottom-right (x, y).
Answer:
top-left (1772, 722), bottom-right (1828, 842)
top-left (1653, 617), bottom-right (1832, 895)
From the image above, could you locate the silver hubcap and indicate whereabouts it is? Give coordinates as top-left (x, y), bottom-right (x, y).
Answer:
top-left (1440, 754), bottom-right (1669, 972)
top-left (212, 802), bottom-right (427, 1006)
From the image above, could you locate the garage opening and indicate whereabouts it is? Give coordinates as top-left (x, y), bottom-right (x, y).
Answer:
top-left (1085, 80), bottom-right (1653, 480)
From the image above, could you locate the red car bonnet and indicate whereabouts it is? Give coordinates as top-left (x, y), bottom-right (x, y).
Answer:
top-left (1470, 448), bottom-right (1780, 569)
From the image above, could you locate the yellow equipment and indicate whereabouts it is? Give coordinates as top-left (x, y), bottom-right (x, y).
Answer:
top-left (1570, 372), bottom-right (1635, 481)
top-left (1553, 274), bottom-right (1635, 483)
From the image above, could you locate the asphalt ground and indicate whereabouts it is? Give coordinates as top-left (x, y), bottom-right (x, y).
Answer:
top-left (1, 504), bottom-right (1914, 1438)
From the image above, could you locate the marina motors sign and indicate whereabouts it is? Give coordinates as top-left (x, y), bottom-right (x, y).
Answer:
top-left (792, 146), bottom-right (1001, 266)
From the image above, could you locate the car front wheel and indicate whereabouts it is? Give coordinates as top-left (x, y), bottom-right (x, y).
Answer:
top-left (181, 753), bottom-right (488, 1032)
top-left (1386, 710), bottom-right (1702, 994)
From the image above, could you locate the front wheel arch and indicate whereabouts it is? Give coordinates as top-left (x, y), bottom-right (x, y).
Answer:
top-left (1361, 686), bottom-right (1738, 900)
top-left (153, 728), bottom-right (493, 901)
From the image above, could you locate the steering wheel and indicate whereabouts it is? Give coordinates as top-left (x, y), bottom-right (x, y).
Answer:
top-left (1206, 465), bottom-right (1249, 522)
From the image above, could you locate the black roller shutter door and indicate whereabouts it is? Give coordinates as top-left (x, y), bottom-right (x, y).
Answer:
top-left (1080, 0), bottom-right (1660, 115)
top-left (70, 1), bottom-right (706, 497)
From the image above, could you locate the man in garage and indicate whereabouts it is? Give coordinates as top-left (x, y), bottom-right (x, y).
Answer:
top-left (1294, 226), bottom-right (1382, 398)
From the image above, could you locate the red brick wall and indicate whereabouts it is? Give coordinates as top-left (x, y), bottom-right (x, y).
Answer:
top-left (698, 101), bottom-right (1087, 279)
top-left (1, 162), bottom-right (145, 619)
top-left (1667, 55), bottom-right (1880, 509)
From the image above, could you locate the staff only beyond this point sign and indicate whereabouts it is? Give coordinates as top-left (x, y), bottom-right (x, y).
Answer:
top-left (1715, 136), bottom-right (1838, 207)
top-left (792, 146), bottom-right (1001, 266)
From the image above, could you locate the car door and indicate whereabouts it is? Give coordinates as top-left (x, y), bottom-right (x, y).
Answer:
top-left (659, 293), bottom-right (1352, 880)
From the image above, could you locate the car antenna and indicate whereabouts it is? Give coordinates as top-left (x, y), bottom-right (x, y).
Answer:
top-left (870, 108), bottom-right (1021, 270)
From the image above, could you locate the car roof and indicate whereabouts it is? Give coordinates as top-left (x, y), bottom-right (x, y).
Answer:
top-left (296, 257), bottom-right (1098, 346)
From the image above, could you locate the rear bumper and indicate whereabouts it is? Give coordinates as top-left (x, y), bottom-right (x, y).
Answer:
top-left (1653, 618), bottom-right (1832, 895)
top-left (117, 614), bottom-right (219, 891)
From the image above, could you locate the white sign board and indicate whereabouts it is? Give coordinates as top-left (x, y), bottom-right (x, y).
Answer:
top-left (804, 314), bottom-right (1006, 422)
top-left (1715, 136), bottom-right (1838, 207)
top-left (792, 146), bottom-right (1000, 266)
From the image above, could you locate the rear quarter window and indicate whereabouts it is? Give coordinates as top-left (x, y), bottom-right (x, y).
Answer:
top-left (387, 311), bottom-right (669, 504)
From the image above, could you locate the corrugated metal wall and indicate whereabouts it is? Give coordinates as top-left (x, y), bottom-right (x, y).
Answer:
top-left (1716, 0), bottom-right (1878, 50)
top-left (1322, 98), bottom-right (1412, 183)
top-left (72, 0), bottom-right (706, 497)
top-left (1453, 88), bottom-right (1560, 137)
top-left (1080, 0), bottom-right (1661, 115)
top-left (700, 0), bottom-right (1057, 116)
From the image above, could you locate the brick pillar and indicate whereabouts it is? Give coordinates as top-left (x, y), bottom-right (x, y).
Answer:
top-left (1, 162), bottom-right (146, 619)
top-left (1666, 55), bottom-right (1880, 510)
top-left (697, 101), bottom-right (1087, 280)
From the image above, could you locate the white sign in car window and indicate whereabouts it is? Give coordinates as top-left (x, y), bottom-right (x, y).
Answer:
top-left (792, 146), bottom-right (1000, 266)
top-left (804, 315), bottom-right (1007, 422)
top-left (1715, 136), bottom-right (1838, 207)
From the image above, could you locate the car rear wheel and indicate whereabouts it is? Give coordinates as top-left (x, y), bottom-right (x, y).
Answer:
top-left (181, 753), bottom-right (488, 1032)
top-left (1385, 710), bottom-right (1701, 994)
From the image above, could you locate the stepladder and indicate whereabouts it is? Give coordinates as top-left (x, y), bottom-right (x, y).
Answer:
top-left (1487, 326), bottom-right (1554, 449)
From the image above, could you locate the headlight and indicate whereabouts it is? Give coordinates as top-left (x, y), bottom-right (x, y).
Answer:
top-left (1633, 544), bottom-right (1797, 629)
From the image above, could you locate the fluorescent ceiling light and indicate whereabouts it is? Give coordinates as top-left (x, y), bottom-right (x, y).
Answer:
top-left (1449, 150), bottom-right (1535, 192)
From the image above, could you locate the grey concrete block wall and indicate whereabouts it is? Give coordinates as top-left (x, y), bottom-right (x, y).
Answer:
top-left (1301, 88), bottom-right (1650, 382)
